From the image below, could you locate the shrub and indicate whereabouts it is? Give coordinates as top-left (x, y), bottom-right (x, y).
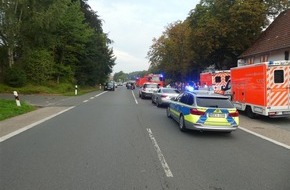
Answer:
top-left (4, 67), bottom-right (27, 87)
top-left (24, 49), bottom-right (54, 85)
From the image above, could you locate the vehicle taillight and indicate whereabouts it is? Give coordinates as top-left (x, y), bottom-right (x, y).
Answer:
top-left (161, 94), bottom-right (167, 98)
top-left (190, 108), bottom-right (205, 115)
top-left (229, 110), bottom-right (239, 117)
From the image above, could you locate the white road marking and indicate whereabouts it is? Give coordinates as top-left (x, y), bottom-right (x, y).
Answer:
top-left (0, 107), bottom-right (75, 142)
top-left (146, 128), bottom-right (173, 177)
top-left (131, 91), bottom-right (138, 104)
top-left (95, 91), bottom-right (107, 97)
top-left (239, 127), bottom-right (290, 150)
top-left (90, 97), bottom-right (94, 99)
top-left (0, 91), bottom-right (108, 142)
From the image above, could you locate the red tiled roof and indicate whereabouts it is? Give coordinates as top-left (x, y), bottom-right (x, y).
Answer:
top-left (239, 9), bottom-right (290, 58)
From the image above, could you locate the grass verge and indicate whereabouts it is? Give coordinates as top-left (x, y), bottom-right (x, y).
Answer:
top-left (0, 99), bottom-right (36, 121)
top-left (0, 83), bottom-right (99, 95)
top-left (0, 83), bottom-right (100, 121)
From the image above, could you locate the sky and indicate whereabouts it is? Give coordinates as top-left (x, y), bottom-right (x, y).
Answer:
top-left (87, 0), bottom-right (200, 74)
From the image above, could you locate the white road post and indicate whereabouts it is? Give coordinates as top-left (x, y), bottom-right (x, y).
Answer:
top-left (75, 85), bottom-right (78, 96)
top-left (99, 84), bottom-right (102, 90)
top-left (13, 91), bottom-right (21, 106)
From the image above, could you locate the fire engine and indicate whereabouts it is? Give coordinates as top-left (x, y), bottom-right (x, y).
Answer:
top-left (222, 60), bottom-right (290, 118)
top-left (135, 74), bottom-right (164, 87)
top-left (200, 70), bottom-right (230, 94)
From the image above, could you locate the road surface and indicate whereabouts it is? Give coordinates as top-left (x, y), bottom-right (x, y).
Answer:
top-left (1, 87), bottom-right (290, 190)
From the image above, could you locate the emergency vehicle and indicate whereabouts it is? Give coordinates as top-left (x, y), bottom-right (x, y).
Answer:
top-left (200, 70), bottom-right (230, 94)
top-left (166, 90), bottom-right (239, 133)
top-left (135, 74), bottom-right (164, 87)
top-left (222, 60), bottom-right (290, 118)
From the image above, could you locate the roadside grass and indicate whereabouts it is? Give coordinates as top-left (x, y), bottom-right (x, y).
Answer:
top-left (0, 83), bottom-right (99, 95)
top-left (0, 83), bottom-right (100, 121)
top-left (0, 99), bottom-right (36, 121)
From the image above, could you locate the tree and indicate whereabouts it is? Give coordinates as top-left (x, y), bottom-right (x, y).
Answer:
top-left (113, 71), bottom-right (127, 82)
top-left (52, 1), bottom-right (93, 83)
top-left (187, 0), bottom-right (267, 69)
top-left (0, 0), bottom-right (28, 68)
top-left (75, 0), bottom-right (116, 86)
top-left (147, 21), bottom-right (194, 81)
top-left (0, 0), bottom-right (116, 86)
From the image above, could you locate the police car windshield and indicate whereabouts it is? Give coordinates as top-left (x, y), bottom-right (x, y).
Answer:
top-left (196, 97), bottom-right (233, 108)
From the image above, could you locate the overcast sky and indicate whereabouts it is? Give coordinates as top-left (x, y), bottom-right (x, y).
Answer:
top-left (87, 0), bottom-right (200, 74)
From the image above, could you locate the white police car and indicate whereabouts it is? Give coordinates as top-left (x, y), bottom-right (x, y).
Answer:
top-left (166, 90), bottom-right (239, 133)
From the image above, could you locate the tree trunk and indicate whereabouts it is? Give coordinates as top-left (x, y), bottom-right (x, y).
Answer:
top-left (8, 47), bottom-right (14, 68)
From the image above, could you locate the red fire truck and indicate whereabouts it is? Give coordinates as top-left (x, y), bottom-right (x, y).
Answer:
top-left (136, 74), bottom-right (164, 87)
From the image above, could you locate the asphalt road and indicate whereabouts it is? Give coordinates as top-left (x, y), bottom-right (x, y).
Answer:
top-left (1, 86), bottom-right (290, 190)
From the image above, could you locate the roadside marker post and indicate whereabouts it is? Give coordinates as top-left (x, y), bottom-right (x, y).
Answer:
top-left (75, 85), bottom-right (78, 96)
top-left (13, 91), bottom-right (21, 106)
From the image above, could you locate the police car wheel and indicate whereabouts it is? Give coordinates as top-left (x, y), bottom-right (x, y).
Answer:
top-left (179, 115), bottom-right (186, 132)
top-left (166, 107), bottom-right (171, 118)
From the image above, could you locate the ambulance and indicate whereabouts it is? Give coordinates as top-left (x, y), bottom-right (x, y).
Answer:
top-left (200, 70), bottom-right (230, 95)
top-left (222, 60), bottom-right (290, 118)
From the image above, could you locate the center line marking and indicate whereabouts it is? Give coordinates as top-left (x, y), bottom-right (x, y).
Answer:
top-left (147, 128), bottom-right (173, 177)
top-left (131, 91), bottom-right (138, 104)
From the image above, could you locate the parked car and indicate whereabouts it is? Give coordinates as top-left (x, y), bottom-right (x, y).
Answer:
top-left (152, 88), bottom-right (180, 107)
top-left (126, 82), bottom-right (135, 89)
top-left (166, 90), bottom-right (239, 133)
top-left (104, 82), bottom-right (115, 91)
top-left (113, 81), bottom-right (118, 88)
top-left (139, 82), bottom-right (159, 99)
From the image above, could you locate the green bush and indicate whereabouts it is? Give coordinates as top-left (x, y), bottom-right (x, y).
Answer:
top-left (4, 67), bottom-right (27, 87)
top-left (24, 49), bottom-right (54, 84)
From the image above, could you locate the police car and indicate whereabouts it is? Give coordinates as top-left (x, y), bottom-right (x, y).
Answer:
top-left (166, 90), bottom-right (239, 133)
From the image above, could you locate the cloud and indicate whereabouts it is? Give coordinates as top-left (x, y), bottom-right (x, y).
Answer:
top-left (88, 0), bottom-right (199, 74)
top-left (113, 49), bottom-right (149, 72)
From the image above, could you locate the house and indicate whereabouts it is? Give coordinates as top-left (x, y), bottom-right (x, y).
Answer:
top-left (238, 9), bottom-right (290, 66)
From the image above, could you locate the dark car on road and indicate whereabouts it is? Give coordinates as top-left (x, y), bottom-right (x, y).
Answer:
top-left (104, 82), bottom-right (115, 91)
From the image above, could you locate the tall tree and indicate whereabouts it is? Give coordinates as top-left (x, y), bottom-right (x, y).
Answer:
top-left (187, 0), bottom-right (267, 69)
top-left (148, 21), bottom-right (195, 81)
top-left (0, 0), bottom-right (28, 68)
top-left (76, 0), bottom-right (115, 86)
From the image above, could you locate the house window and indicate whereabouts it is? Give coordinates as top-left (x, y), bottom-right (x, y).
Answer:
top-left (285, 51), bottom-right (289, 60)
top-left (260, 55), bottom-right (268, 62)
top-left (247, 57), bottom-right (254, 64)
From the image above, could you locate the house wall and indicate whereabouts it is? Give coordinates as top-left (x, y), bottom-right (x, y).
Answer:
top-left (267, 49), bottom-right (290, 62)
top-left (239, 48), bottom-right (290, 66)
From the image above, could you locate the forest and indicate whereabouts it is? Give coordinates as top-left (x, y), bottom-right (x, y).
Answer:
top-left (0, 0), bottom-right (115, 88)
top-left (1, 0), bottom-right (290, 88)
